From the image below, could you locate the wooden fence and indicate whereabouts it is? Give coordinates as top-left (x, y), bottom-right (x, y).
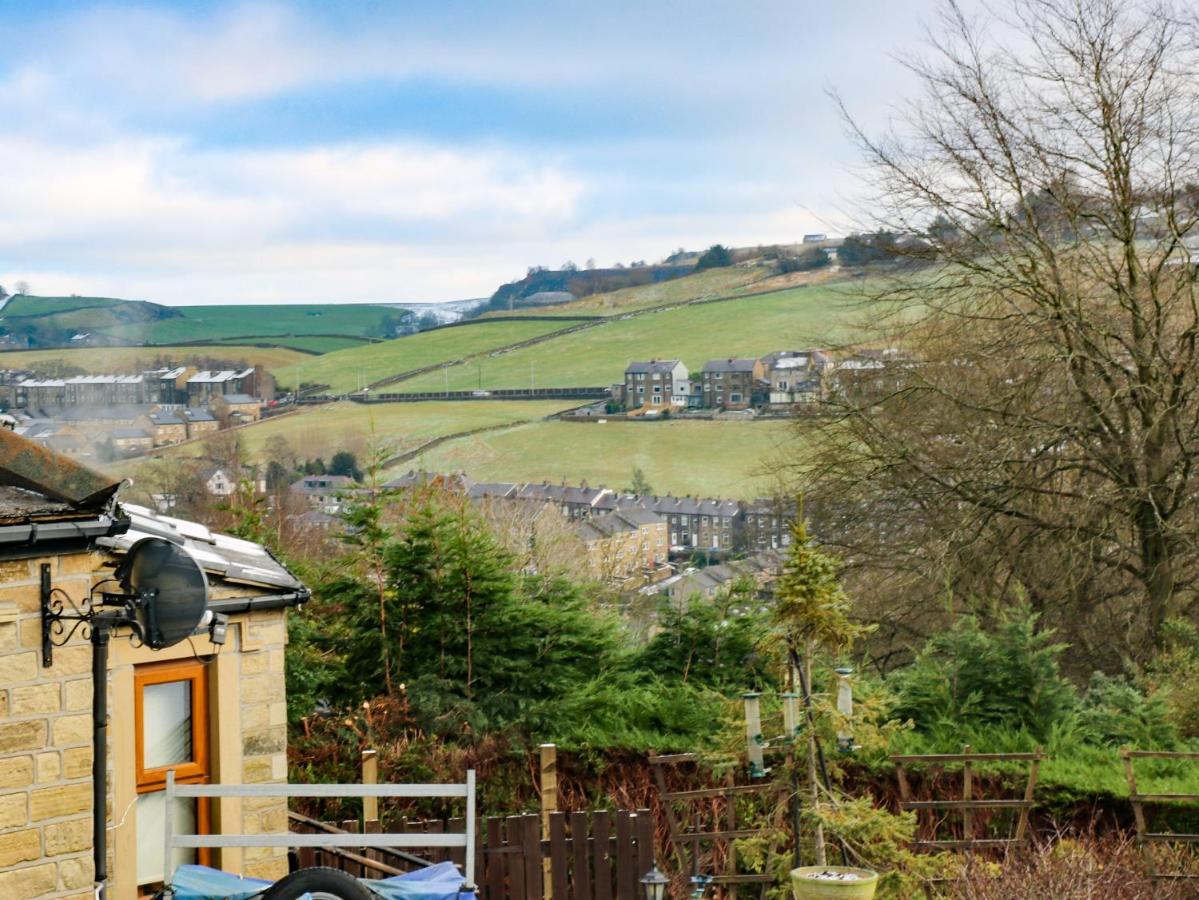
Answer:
top-left (289, 808), bottom-right (655, 899)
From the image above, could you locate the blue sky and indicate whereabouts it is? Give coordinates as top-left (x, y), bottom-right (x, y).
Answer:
top-left (0, 1), bottom-right (941, 305)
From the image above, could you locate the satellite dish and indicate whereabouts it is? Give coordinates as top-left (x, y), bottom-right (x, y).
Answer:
top-left (116, 538), bottom-right (210, 650)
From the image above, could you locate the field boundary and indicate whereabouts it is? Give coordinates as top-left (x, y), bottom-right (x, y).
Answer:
top-left (381, 421), bottom-right (531, 469)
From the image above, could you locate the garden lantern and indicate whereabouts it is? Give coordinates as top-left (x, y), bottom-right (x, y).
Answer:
top-left (640, 866), bottom-right (669, 900)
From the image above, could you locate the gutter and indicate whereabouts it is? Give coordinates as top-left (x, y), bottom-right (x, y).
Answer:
top-left (207, 589), bottom-right (311, 615)
top-left (0, 513), bottom-right (129, 557)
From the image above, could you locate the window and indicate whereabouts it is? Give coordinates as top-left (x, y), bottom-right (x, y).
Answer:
top-left (135, 659), bottom-right (211, 889)
top-left (730, 393), bottom-right (742, 403)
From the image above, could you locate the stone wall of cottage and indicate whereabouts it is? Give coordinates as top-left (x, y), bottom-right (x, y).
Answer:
top-left (0, 551), bottom-right (101, 900)
top-left (0, 550), bottom-right (293, 898)
top-left (232, 607), bottom-right (290, 881)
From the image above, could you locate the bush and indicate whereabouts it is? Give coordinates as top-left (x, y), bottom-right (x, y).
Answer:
top-left (889, 606), bottom-right (1077, 739)
top-left (695, 244), bottom-right (733, 270)
top-left (778, 247), bottom-right (829, 273)
top-left (1076, 673), bottom-right (1178, 749)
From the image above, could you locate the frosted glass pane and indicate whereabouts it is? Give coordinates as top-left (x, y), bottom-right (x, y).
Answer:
top-left (143, 680), bottom-right (192, 768)
top-left (136, 790), bottom-right (196, 885)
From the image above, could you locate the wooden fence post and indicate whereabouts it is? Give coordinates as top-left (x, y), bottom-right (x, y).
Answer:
top-left (362, 749), bottom-right (379, 826)
top-left (540, 743), bottom-right (558, 898)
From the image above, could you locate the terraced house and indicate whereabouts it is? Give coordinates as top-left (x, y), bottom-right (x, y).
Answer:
top-left (700, 358), bottom-right (765, 410)
top-left (0, 429), bottom-right (307, 899)
top-left (622, 359), bottom-right (689, 410)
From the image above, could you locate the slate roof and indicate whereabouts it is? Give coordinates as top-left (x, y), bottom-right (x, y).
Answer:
top-left (702, 358), bottom-right (759, 373)
top-left (181, 408), bottom-right (217, 422)
top-left (625, 360), bottom-right (683, 375)
top-left (221, 394), bottom-right (259, 405)
top-left (149, 412), bottom-right (185, 426)
top-left (99, 503), bottom-right (304, 592)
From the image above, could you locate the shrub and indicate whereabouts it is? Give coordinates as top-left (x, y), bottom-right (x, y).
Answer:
top-left (889, 606), bottom-right (1077, 739)
top-left (1076, 672), bottom-right (1178, 749)
top-left (695, 244), bottom-right (734, 270)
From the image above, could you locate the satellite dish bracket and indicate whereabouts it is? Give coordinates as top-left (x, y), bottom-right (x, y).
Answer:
top-left (41, 538), bottom-right (214, 667)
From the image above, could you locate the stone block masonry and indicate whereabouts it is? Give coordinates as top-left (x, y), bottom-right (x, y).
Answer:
top-left (0, 553), bottom-right (97, 900)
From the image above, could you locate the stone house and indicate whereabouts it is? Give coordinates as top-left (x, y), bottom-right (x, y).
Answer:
top-left (106, 427), bottom-right (154, 457)
top-left (622, 360), bottom-right (689, 410)
top-left (700, 358), bottom-right (766, 410)
top-left (215, 394), bottom-right (262, 424)
top-left (146, 411), bottom-right (188, 447)
top-left (181, 408), bottom-right (220, 440)
top-left (0, 429), bottom-right (307, 899)
top-left (289, 475), bottom-right (357, 515)
top-left (760, 350), bottom-right (832, 407)
top-left (574, 508), bottom-right (669, 582)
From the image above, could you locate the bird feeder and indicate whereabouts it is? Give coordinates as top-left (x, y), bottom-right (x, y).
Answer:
top-left (834, 666), bottom-right (857, 753)
top-left (742, 692), bottom-right (767, 777)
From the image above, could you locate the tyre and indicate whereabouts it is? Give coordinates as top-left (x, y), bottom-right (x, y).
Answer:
top-left (260, 866), bottom-right (376, 900)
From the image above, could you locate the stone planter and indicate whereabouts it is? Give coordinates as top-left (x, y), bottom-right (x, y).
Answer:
top-left (790, 866), bottom-right (879, 900)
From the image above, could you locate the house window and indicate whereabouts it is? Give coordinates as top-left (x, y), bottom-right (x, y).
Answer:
top-left (135, 659), bottom-right (211, 888)
top-left (730, 393), bottom-right (742, 403)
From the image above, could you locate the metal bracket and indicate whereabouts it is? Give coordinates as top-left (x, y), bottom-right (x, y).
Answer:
top-left (40, 564), bottom-right (141, 667)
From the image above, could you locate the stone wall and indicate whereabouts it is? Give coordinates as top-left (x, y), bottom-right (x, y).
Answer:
top-left (0, 551), bottom-right (100, 900)
top-left (0, 549), bottom-right (293, 899)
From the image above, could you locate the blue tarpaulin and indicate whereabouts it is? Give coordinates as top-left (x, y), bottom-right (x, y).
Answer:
top-left (170, 861), bottom-right (476, 899)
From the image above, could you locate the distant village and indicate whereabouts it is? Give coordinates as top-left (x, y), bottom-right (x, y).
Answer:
top-left (610, 346), bottom-right (902, 417)
top-left (0, 365), bottom-right (275, 461)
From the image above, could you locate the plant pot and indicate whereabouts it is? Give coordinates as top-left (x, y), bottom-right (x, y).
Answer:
top-left (790, 866), bottom-right (879, 900)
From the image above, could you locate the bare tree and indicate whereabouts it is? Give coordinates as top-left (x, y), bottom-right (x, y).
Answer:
top-left (13, 280), bottom-right (30, 296)
top-left (798, 0), bottom-right (1199, 666)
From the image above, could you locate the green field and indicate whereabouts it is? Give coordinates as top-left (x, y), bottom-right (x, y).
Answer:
top-left (133, 400), bottom-right (575, 465)
top-left (0, 295), bottom-right (408, 349)
top-left (401, 283), bottom-right (869, 392)
top-left (410, 418), bottom-right (796, 498)
top-left (118, 303), bottom-right (399, 345)
top-left (215, 335), bottom-right (370, 353)
top-left (0, 344), bottom-right (312, 375)
top-left (273, 319), bottom-right (577, 393)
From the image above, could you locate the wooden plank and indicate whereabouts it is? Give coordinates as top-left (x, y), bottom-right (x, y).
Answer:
top-left (592, 811), bottom-right (613, 900)
top-left (890, 753), bottom-right (1043, 763)
top-left (1124, 751), bottom-right (1199, 760)
top-left (961, 746), bottom-right (973, 844)
top-left (571, 812), bottom-right (593, 900)
top-left (524, 814), bottom-right (544, 900)
top-left (912, 839), bottom-right (1024, 849)
top-left (1015, 748), bottom-right (1042, 844)
top-left (659, 784), bottom-right (775, 801)
top-left (1130, 794), bottom-right (1199, 803)
top-left (342, 819), bottom-right (361, 876)
top-left (670, 829), bottom-right (761, 841)
top-left (542, 745), bottom-right (558, 900)
top-left (487, 818), bottom-right (506, 900)
top-left (615, 812), bottom-right (636, 900)
top-left (550, 813), bottom-right (569, 900)
top-left (448, 817), bottom-right (467, 869)
top-left (725, 771), bottom-right (738, 900)
top-left (635, 809), bottom-right (654, 888)
top-left (362, 749), bottom-right (379, 825)
top-left (508, 816), bottom-right (528, 900)
top-left (364, 818), bottom-right (382, 868)
top-left (900, 800), bottom-right (1033, 810)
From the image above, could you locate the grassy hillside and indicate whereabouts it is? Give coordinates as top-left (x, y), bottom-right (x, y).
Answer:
top-left (0, 294), bottom-right (409, 350)
top-left (274, 320), bottom-right (575, 393)
top-left (109, 303), bottom-right (400, 345)
top-left (489, 266), bottom-right (773, 317)
top-left (410, 418), bottom-right (795, 498)
top-left (0, 344), bottom-right (311, 375)
top-left (128, 400), bottom-right (574, 465)
top-left (401, 282), bottom-right (868, 392)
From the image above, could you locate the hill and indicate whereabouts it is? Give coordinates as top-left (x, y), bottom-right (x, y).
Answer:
top-left (273, 319), bottom-right (580, 394)
top-left (0, 295), bottom-right (416, 351)
top-left (398, 281), bottom-right (866, 392)
top-left (0, 345), bottom-right (311, 376)
top-left (410, 417), bottom-right (794, 499)
top-left (484, 264), bottom-right (695, 313)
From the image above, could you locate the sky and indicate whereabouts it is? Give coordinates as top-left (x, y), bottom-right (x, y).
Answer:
top-left (0, 0), bottom-right (943, 305)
